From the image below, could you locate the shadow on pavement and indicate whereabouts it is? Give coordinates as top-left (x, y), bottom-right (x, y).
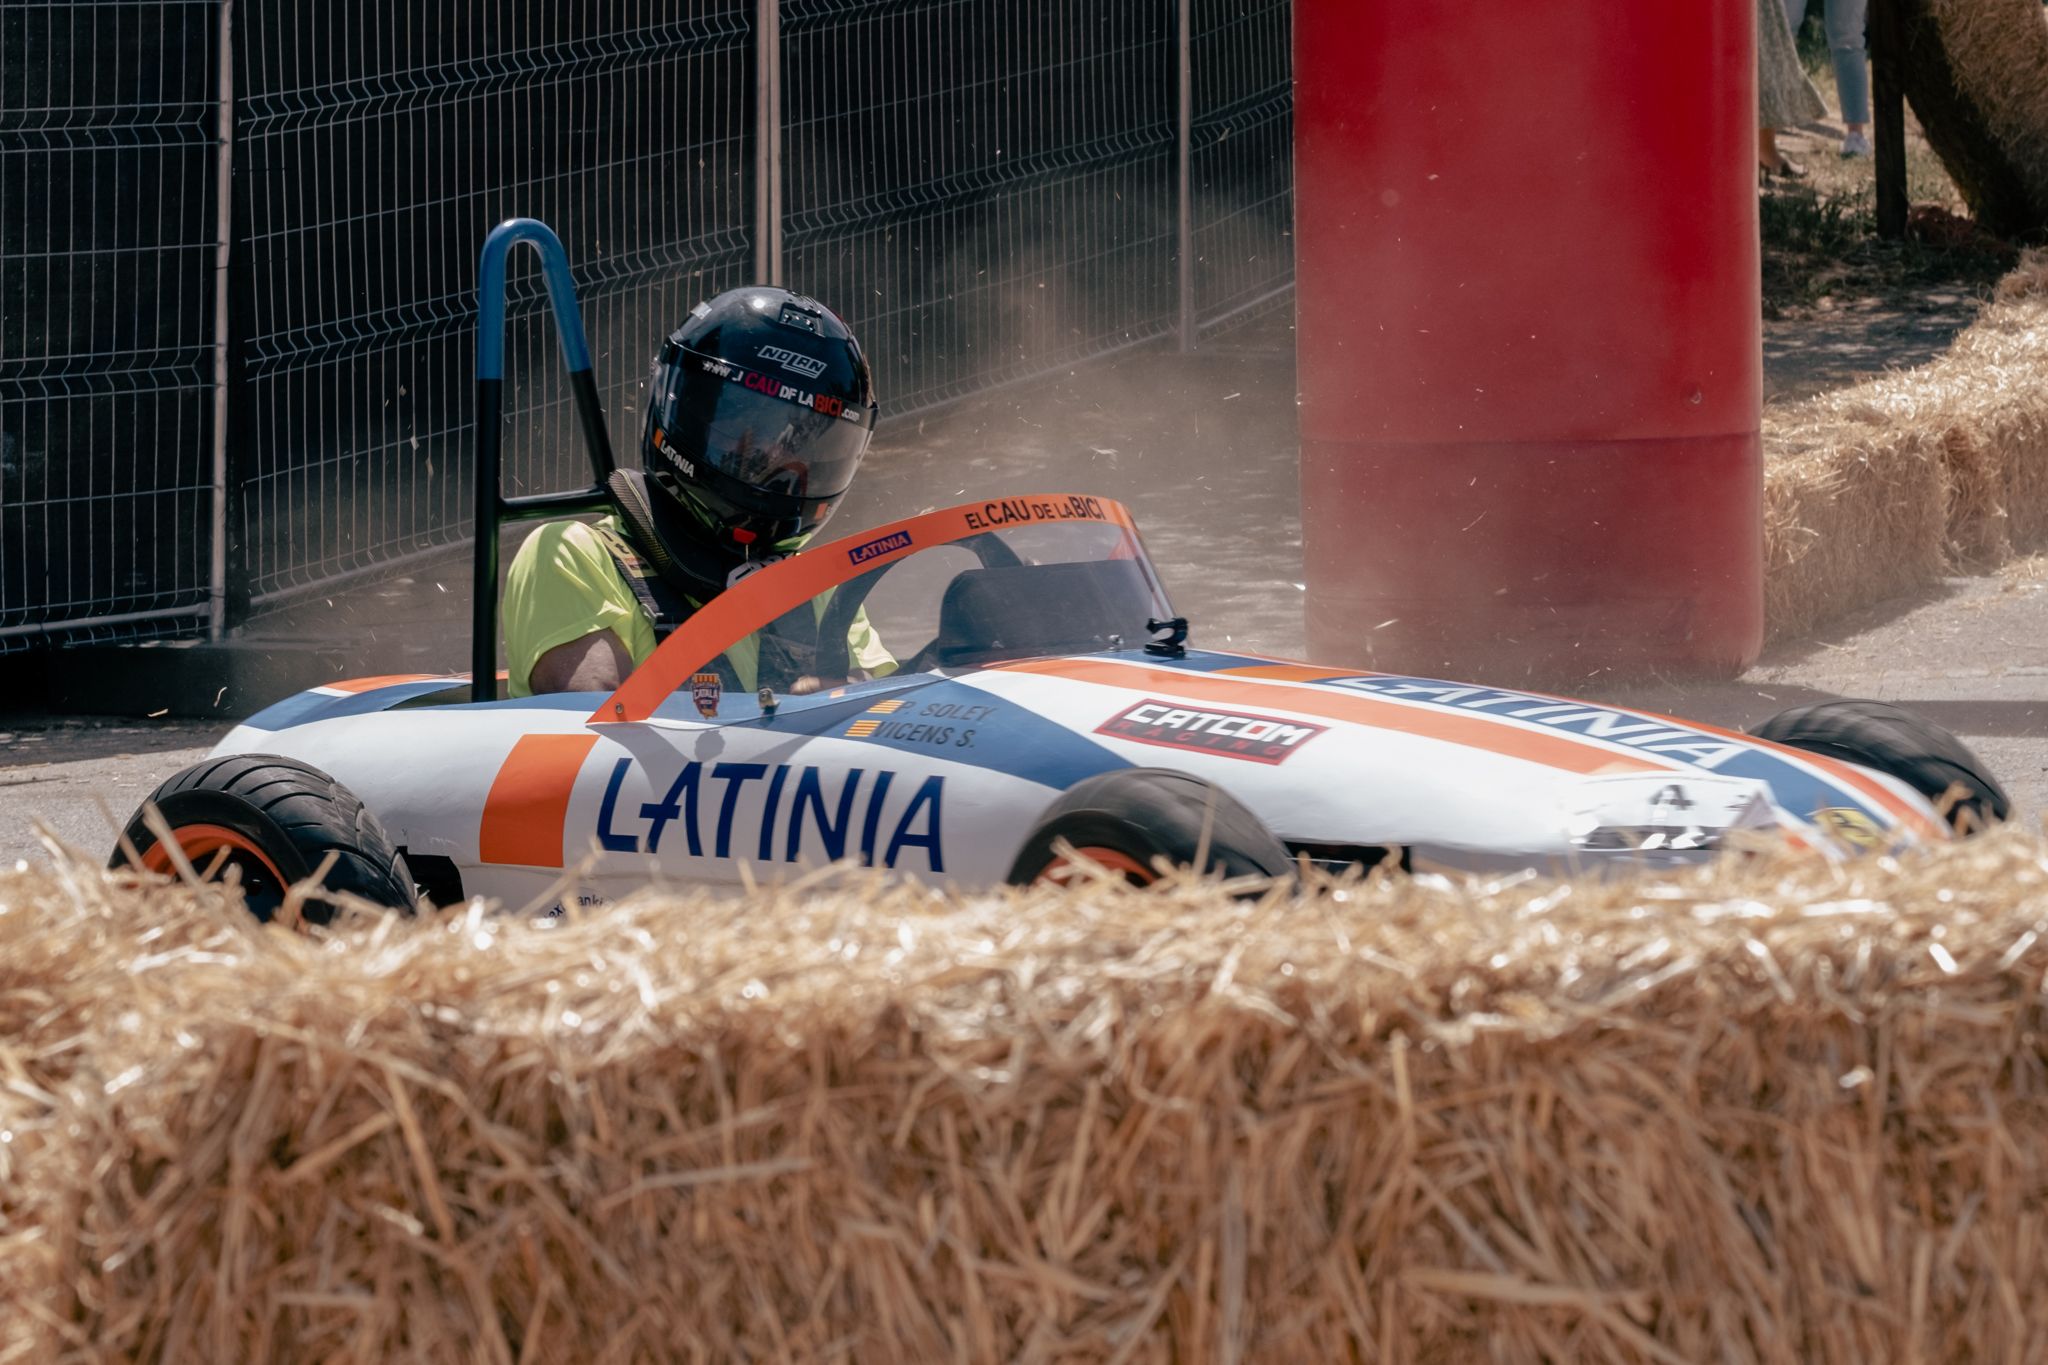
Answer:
top-left (0, 716), bottom-right (226, 769)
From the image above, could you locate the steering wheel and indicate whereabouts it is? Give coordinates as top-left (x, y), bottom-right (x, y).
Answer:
top-left (813, 532), bottom-right (1022, 683)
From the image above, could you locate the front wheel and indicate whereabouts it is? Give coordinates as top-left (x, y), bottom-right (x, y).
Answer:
top-left (1005, 768), bottom-right (1295, 888)
top-left (1750, 699), bottom-right (2010, 835)
top-left (111, 754), bottom-right (415, 923)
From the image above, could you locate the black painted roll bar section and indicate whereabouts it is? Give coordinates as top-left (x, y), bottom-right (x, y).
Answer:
top-left (471, 218), bottom-right (617, 702)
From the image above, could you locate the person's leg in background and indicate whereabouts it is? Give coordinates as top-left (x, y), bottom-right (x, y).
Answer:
top-left (1827, 0), bottom-right (1873, 156)
top-left (1758, 0), bottom-right (1825, 177)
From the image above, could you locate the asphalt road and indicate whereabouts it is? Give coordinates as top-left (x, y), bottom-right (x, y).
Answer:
top-left (6, 557), bottom-right (2044, 866)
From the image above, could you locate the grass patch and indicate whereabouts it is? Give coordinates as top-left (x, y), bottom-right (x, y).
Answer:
top-left (1760, 32), bottom-right (2018, 316)
top-left (1760, 182), bottom-right (2015, 316)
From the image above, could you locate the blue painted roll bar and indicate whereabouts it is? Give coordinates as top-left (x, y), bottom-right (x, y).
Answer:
top-left (472, 218), bottom-right (617, 701)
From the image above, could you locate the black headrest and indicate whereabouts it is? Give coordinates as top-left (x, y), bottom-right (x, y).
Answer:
top-left (934, 560), bottom-right (1157, 666)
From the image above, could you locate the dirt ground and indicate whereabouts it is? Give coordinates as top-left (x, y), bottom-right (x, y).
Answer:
top-left (1756, 65), bottom-right (2018, 399)
top-left (10, 555), bottom-right (2045, 861)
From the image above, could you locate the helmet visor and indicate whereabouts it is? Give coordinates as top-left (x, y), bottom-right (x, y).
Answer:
top-left (655, 347), bottom-right (875, 503)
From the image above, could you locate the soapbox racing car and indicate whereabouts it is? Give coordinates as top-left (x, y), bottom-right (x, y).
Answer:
top-left (111, 221), bottom-right (2009, 920)
top-left (116, 487), bottom-right (2009, 920)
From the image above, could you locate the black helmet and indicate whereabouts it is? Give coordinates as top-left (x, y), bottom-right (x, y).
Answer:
top-left (640, 286), bottom-right (878, 561)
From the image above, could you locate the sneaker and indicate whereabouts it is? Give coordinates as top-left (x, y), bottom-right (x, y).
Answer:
top-left (1841, 130), bottom-right (1872, 157)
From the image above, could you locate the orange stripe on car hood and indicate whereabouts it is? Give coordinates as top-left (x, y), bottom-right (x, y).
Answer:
top-left (322, 673), bottom-right (453, 695)
top-left (1214, 662), bottom-right (1355, 684)
top-left (479, 733), bottom-right (600, 868)
top-left (1221, 661), bottom-right (1939, 835)
top-left (994, 658), bottom-right (1663, 776)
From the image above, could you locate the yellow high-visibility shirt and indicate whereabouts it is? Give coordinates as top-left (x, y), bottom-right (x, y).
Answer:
top-left (503, 517), bottom-right (894, 698)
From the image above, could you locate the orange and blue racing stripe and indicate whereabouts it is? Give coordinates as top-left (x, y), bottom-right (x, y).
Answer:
top-left (999, 652), bottom-right (1935, 837)
top-left (239, 675), bottom-right (467, 731)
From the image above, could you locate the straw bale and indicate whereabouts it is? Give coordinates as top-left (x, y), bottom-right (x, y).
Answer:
top-left (1761, 432), bottom-right (1949, 640)
top-left (1921, 0), bottom-right (2048, 235)
top-left (1763, 249), bottom-right (2048, 639)
top-left (10, 829), bottom-right (2048, 1362)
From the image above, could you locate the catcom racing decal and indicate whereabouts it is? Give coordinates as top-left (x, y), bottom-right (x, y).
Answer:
top-left (1096, 699), bottom-right (1325, 764)
top-left (993, 657), bottom-right (1666, 775)
top-left (995, 655), bottom-right (1935, 836)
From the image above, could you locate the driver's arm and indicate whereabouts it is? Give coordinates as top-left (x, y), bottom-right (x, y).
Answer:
top-left (530, 629), bottom-right (633, 694)
top-left (847, 606), bottom-right (897, 679)
top-left (504, 521), bottom-right (656, 696)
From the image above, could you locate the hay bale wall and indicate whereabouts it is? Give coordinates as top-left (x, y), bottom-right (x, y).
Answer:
top-left (1763, 250), bottom-right (2048, 640)
top-left (9, 836), bottom-right (2048, 1362)
top-left (1902, 0), bottom-right (2048, 239)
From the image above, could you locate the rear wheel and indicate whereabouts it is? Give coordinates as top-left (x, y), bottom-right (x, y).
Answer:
top-left (111, 754), bottom-right (415, 923)
top-left (1750, 699), bottom-right (2010, 835)
top-left (1006, 768), bottom-right (1294, 888)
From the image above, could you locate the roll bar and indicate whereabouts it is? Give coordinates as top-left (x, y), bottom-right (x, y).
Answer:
top-left (471, 218), bottom-right (617, 702)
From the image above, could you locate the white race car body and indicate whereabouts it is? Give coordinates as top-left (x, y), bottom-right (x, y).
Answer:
top-left (212, 496), bottom-right (1948, 904)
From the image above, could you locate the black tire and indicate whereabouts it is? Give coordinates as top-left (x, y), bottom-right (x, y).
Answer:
top-left (110, 753), bottom-right (415, 924)
top-left (1750, 699), bottom-right (2011, 834)
top-left (1005, 768), bottom-right (1295, 887)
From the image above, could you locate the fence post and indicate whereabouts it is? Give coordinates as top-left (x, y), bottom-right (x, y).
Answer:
top-left (755, 0), bottom-right (784, 286)
top-left (208, 0), bottom-right (237, 639)
top-left (1176, 0), bottom-right (1195, 352)
top-left (1871, 0), bottom-right (1907, 240)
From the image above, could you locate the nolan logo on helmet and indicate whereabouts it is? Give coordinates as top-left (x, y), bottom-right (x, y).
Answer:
top-left (757, 345), bottom-right (828, 379)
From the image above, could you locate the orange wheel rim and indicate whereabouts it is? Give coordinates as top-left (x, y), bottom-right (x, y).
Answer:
top-left (141, 823), bottom-right (289, 888)
top-left (1036, 846), bottom-right (1156, 887)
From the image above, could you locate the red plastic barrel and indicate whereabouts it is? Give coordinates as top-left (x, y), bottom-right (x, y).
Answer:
top-left (1294, 2), bottom-right (1763, 683)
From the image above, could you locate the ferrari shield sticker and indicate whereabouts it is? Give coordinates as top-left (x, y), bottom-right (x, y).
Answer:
top-left (1096, 699), bottom-right (1324, 765)
top-left (1813, 807), bottom-right (1886, 850)
top-left (690, 672), bottom-right (722, 718)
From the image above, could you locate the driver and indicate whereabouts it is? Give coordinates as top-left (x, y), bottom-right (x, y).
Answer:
top-left (504, 287), bottom-right (895, 698)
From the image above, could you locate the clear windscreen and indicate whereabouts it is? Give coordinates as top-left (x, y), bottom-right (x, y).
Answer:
top-left (815, 517), bottom-right (1175, 679)
top-left (623, 499), bottom-right (1179, 708)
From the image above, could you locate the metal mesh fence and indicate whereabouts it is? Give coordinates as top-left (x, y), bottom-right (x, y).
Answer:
top-left (1191, 0), bottom-right (1292, 339)
top-left (1, 0), bottom-right (221, 651)
top-left (781, 0), bottom-right (1182, 417)
top-left (233, 0), bottom-right (755, 604)
top-left (4, 0), bottom-right (1292, 647)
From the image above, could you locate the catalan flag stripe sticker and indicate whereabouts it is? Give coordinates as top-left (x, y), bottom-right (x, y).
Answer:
top-left (846, 720), bottom-right (882, 737)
